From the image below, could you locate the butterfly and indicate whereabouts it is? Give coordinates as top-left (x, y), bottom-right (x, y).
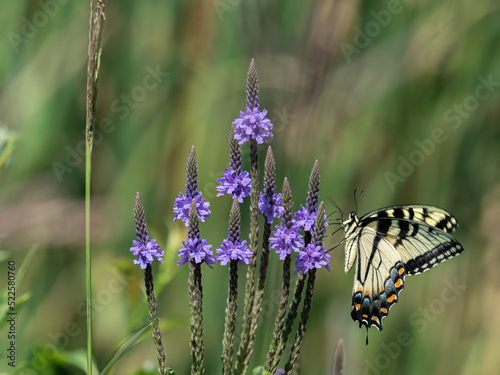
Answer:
top-left (340, 204), bottom-right (463, 335)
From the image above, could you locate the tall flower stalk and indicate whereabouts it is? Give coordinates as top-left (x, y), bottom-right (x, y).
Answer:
top-left (187, 201), bottom-right (206, 375)
top-left (250, 147), bottom-right (282, 349)
top-left (264, 178), bottom-right (301, 372)
top-left (235, 58), bottom-right (274, 375)
top-left (268, 160), bottom-right (326, 372)
top-left (218, 198), bottom-right (252, 375)
top-left (174, 147), bottom-right (214, 375)
top-left (284, 201), bottom-right (329, 375)
top-left (130, 193), bottom-right (168, 374)
top-left (85, 1), bottom-right (106, 374)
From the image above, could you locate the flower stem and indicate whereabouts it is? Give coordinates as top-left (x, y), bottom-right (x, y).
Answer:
top-left (284, 269), bottom-right (316, 375)
top-left (235, 138), bottom-right (259, 374)
top-left (249, 147), bottom-right (275, 356)
top-left (145, 264), bottom-right (167, 375)
top-left (85, 1), bottom-right (106, 374)
top-left (265, 178), bottom-right (293, 372)
top-left (222, 260), bottom-right (238, 375)
top-left (271, 272), bottom-right (305, 372)
top-left (189, 261), bottom-right (204, 375)
top-left (187, 199), bottom-right (205, 375)
top-left (284, 202), bottom-right (325, 374)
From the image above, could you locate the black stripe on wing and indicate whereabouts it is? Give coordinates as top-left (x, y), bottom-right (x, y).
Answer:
top-left (402, 227), bottom-right (463, 274)
top-left (364, 217), bottom-right (463, 275)
top-left (360, 205), bottom-right (459, 234)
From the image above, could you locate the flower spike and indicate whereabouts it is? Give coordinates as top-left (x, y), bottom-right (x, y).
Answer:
top-left (130, 192), bottom-right (164, 269)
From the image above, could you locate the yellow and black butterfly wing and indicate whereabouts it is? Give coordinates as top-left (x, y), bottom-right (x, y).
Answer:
top-left (345, 205), bottom-right (463, 331)
top-left (351, 227), bottom-right (405, 330)
top-left (359, 205), bottom-right (459, 234)
top-left (350, 227), bottom-right (406, 331)
top-left (360, 205), bottom-right (463, 275)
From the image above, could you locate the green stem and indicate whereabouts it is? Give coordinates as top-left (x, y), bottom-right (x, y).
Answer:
top-left (85, 145), bottom-right (92, 375)
top-left (235, 139), bottom-right (259, 374)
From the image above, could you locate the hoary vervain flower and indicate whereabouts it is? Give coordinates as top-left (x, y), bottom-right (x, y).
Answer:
top-left (217, 169), bottom-right (251, 203)
top-left (259, 192), bottom-right (284, 224)
top-left (130, 192), bottom-right (165, 269)
top-left (295, 243), bottom-right (331, 274)
top-left (233, 59), bottom-right (273, 146)
top-left (293, 204), bottom-right (328, 232)
top-left (234, 106), bottom-right (273, 145)
top-left (178, 237), bottom-right (215, 267)
top-left (173, 146), bottom-right (211, 226)
top-left (270, 224), bottom-right (304, 260)
top-left (217, 124), bottom-right (251, 202)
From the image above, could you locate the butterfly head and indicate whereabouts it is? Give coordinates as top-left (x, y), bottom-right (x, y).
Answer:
top-left (341, 211), bottom-right (359, 234)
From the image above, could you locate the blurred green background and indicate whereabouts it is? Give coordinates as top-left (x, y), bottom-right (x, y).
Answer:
top-left (1, 0), bottom-right (499, 374)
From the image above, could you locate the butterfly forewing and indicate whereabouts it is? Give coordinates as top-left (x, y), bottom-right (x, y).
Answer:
top-left (343, 204), bottom-right (463, 331)
top-left (360, 205), bottom-right (459, 234)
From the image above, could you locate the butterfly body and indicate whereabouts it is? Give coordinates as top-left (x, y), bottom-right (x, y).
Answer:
top-left (342, 205), bottom-right (463, 331)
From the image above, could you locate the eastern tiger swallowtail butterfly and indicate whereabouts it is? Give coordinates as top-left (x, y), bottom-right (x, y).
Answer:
top-left (341, 204), bottom-right (463, 335)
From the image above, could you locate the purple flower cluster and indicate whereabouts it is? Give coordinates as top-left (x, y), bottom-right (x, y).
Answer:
top-left (295, 244), bottom-right (331, 274)
top-left (270, 224), bottom-right (304, 260)
top-left (259, 192), bottom-right (284, 224)
top-left (215, 239), bottom-right (252, 265)
top-left (173, 191), bottom-right (211, 227)
top-left (130, 237), bottom-right (165, 269)
top-left (234, 106), bottom-right (273, 145)
top-left (293, 205), bottom-right (329, 232)
top-left (178, 238), bottom-right (215, 267)
top-left (216, 168), bottom-right (251, 203)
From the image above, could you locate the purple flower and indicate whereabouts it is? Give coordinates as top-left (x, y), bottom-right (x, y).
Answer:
top-left (130, 238), bottom-right (165, 269)
top-left (294, 205), bottom-right (329, 232)
top-left (173, 191), bottom-right (211, 227)
top-left (234, 106), bottom-right (273, 145)
top-left (216, 168), bottom-right (251, 203)
top-left (178, 238), bottom-right (215, 267)
top-left (259, 192), bottom-right (284, 224)
top-left (215, 239), bottom-right (252, 265)
top-left (270, 224), bottom-right (304, 260)
top-left (295, 243), bottom-right (331, 274)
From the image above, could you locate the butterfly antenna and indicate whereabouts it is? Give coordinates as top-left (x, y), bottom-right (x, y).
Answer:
top-left (328, 196), bottom-right (345, 223)
top-left (327, 236), bottom-right (346, 252)
top-left (353, 188), bottom-right (359, 213)
top-left (327, 210), bottom-right (340, 218)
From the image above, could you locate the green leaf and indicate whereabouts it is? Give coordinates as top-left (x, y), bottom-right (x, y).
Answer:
top-left (100, 323), bottom-right (152, 375)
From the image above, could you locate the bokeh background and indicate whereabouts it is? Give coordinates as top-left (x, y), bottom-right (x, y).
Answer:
top-left (1, 0), bottom-right (499, 374)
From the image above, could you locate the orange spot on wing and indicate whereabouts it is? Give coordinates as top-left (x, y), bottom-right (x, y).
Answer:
top-left (399, 268), bottom-right (404, 275)
top-left (372, 316), bottom-right (379, 322)
top-left (381, 307), bottom-right (387, 314)
top-left (362, 314), bottom-right (369, 319)
top-left (395, 279), bottom-right (402, 288)
top-left (387, 294), bottom-right (396, 303)
top-left (356, 304), bottom-right (361, 310)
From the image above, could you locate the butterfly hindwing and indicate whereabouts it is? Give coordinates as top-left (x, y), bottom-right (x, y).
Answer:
top-left (350, 227), bottom-right (406, 330)
top-left (343, 204), bottom-right (463, 331)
